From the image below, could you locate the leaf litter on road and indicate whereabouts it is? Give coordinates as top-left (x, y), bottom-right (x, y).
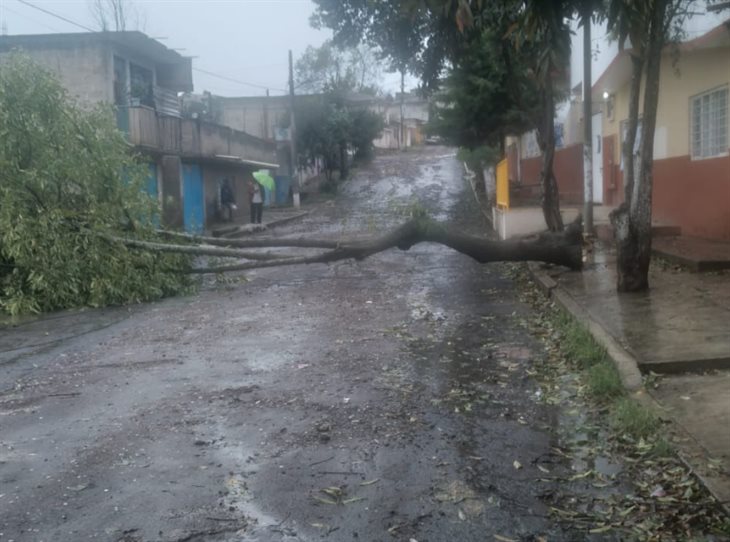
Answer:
top-left (510, 263), bottom-right (730, 540)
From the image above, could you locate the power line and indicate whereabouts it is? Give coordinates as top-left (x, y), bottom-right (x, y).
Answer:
top-left (12, 0), bottom-right (288, 95)
top-left (15, 0), bottom-right (96, 32)
top-left (1, 4), bottom-right (65, 33)
top-left (192, 67), bottom-right (286, 93)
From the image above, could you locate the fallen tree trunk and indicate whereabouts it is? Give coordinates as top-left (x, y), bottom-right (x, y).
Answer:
top-left (134, 218), bottom-right (583, 274)
top-left (155, 229), bottom-right (341, 250)
top-left (106, 236), bottom-right (287, 261)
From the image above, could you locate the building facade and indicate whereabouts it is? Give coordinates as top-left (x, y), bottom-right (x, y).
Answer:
top-left (503, 12), bottom-right (729, 241)
top-left (0, 31), bottom-right (279, 233)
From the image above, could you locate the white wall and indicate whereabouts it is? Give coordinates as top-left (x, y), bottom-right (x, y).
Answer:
top-left (559, 9), bottom-right (728, 143)
top-left (570, 10), bottom-right (728, 95)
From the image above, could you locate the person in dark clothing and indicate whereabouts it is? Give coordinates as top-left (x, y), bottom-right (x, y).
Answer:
top-left (248, 180), bottom-right (263, 224)
top-left (220, 179), bottom-right (236, 222)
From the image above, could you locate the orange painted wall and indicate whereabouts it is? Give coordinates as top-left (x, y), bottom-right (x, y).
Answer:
top-left (519, 143), bottom-right (585, 205)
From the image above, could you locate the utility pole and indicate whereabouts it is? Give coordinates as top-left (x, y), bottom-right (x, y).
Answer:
top-left (582, 8), bottom-right (594, 235)
top-left (264, 88), bottom-right (270, 140)
top-left (289, 49), bottom-right (301, 208)
top-left (399, 69), bottom-right (405, 150)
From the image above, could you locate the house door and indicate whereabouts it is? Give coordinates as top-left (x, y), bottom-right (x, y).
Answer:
top-left (591, 113), bottom-right (603, 203)
top-left (146, 163), bottom-right (159, 199)
top-left (182, 164), bottom-right (204, 234)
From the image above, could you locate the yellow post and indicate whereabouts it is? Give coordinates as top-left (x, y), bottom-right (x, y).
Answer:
top-left (496, 158), bottom-right (509, 210)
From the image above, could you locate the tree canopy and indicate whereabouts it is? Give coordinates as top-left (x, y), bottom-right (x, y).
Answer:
top-left (0, 55), bottom-right (190, 315)
top-left (295, 40), bottom-right (382, 95)
top-left (427, 26), bottom-right (539, 151)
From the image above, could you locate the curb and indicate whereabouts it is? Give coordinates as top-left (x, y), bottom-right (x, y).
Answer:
top-left (527, 262), bottom-right (643, 391)
top-left (527, 262), bottom-right (730, 516)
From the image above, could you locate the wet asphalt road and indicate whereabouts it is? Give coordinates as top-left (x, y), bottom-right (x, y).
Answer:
top-left (2, 147), bottom-right (594, 542)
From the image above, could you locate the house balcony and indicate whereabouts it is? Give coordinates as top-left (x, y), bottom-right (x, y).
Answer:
top-left (115, 105), bottom-right (278, 166)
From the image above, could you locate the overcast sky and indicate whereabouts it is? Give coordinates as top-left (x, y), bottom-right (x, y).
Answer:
top-left (0, 0), bottom-right (409, 96)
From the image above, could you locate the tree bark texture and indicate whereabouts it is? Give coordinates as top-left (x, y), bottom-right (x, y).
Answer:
top-left (130, 218), bottom-right (583, 274)
top-left (611, 52), bottom-right (645, 291)
top-left (612, 0), bottom-right (668, 292)
top-left (537, 79), bottom-right (564, 233)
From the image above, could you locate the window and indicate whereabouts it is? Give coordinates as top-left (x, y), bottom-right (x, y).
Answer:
top-left (691, 86), bottom-right (728, 159)
top-left (129, 63), bottom-right (154, 108)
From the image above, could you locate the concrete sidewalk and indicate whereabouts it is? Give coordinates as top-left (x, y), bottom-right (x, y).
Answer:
top-left (530, 241), bottom-right (730, 512)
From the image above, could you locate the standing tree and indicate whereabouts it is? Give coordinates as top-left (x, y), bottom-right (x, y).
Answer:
top-left (427, 23), bottom-right (540, 151)
top-left (88, 0), bottom-right (144, 31)
top-left (312, 0), bottom-right (572, 231)
top-left (504, 0), bottom-right (574, 232)
top-left (295, 40), bottom-right (382, 95)
top-left (606, 0), bottom-right (695, 291)
top-left (293, 42), bottom-right (384, 186)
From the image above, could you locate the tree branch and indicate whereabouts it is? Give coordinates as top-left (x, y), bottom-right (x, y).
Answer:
top-left (104, 236), bottom-right (288, 261)
top-left (183, 218), bottom-right (583, 274)
top-left (155, 229), bottom-right (342, 250)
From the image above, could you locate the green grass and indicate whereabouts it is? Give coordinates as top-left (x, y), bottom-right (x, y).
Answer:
top-left (556, 313), bottom-right (607, 369)
top-left (610, 397), bottom-right (662, 440)
top-left (552, 309), bottom-right (665, 443)
top-left (586, 361), bottom-right (624, 400)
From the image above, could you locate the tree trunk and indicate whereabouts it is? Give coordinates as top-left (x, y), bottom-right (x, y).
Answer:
top-left (537, 78), bottom-right (564, 232)
top-left (399, 69), bottom-right (405, 150)
top-left (611, 52), bottom-right (645, 291)
top-left (339, 142), bottom-right (348, 180)
top-left (613, 0), bottom-right (668, 292)
top-left (127, 218), bottom-right (583, 274)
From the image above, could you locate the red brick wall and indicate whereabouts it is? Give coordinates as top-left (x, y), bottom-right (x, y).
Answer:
top-left (519, 143), bottom-right (585, 205)
top-left (520, 155), bottom-right (541, 185)
top-left (603, 147), bottom-right (730, 240)
top-left (652, 154), bottom-right (730, 240)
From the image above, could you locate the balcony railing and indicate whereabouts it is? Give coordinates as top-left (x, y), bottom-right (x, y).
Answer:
top-left (116, 106), bottom-right (277, 165)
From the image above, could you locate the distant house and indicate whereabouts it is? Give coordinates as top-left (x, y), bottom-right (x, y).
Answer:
top-left (0, 31), bottom-right (279, 234)
top-left (497, 14), bottom-right (729, 241)
top-left (211, 91), bottom-right (430, 156)
top-left (371, 93), bottom-right (430, 150)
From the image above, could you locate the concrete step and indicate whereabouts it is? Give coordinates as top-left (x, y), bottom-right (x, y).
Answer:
top-left (653, 236), bottom-right (730, 272)
top-left (595, 223), bottom-right (682, 242)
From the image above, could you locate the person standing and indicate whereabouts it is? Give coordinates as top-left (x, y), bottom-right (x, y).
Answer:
top-left (219, 178), bottom-right (236, 222)
top-left (248, 180), bottom-right (263, 224)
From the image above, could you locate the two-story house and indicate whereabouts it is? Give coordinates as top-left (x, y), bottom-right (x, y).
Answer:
top-left (0, 31), bottom-right (279, 233)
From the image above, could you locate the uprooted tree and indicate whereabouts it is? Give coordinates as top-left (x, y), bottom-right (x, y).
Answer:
top-left (0, 55), bottom-right (582, 317)
top-left (0, 55), bottom-right (191, 315)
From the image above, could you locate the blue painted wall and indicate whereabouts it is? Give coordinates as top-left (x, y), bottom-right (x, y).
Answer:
top-left (182, 164), bottom-right (204, 234)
